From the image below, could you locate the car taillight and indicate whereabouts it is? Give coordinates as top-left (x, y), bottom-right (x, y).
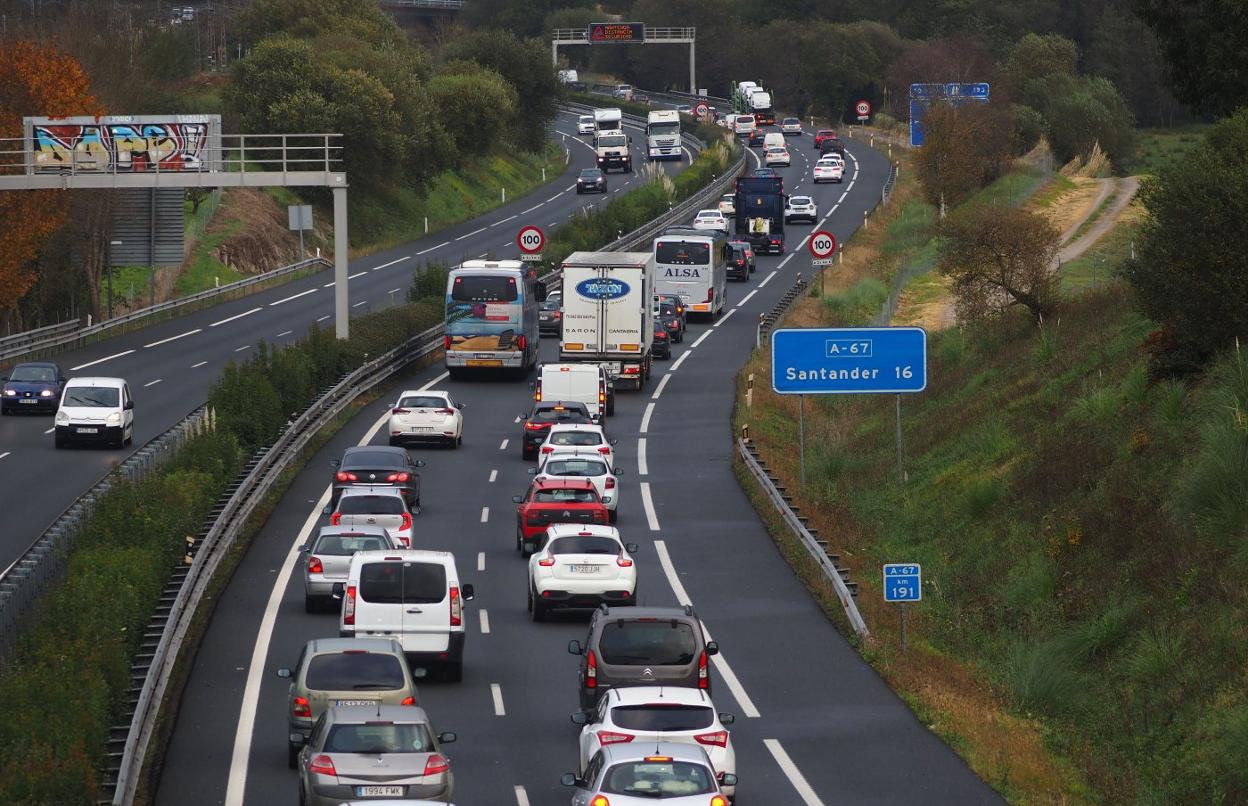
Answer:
top-left (307, 557), bottom-right (324, 574)
top-left (695, 730), bottom-right (728, 747)
top-left (594, 510), bottom-right (608, 523)
top-left (330, 512), bottom-right (341, 526)
top-left (542, 446), bottom-right (555, 453)
top-left (449, 585), bottom-right (462, 627)
top-left (335, 471), bottom-right (357, 482)
top-left (616, 554), bottom-right (633, 568)
top-left (538, 557), bottom-right (556, 567)
top-left (308, 754), bottom-right (336, 776)
top-left (597, 446), bottom-right (611, 454)
top-left (343, 585), bottom-right (356, 625)
top-left (698, 650), bottom-right (709, 688)
top-left (400, 512), bottom-right (412, 532)
top-left (524, 421), bottom-right (544, 431)
top-left (655, 331), bottom-right (667, 339)
top-left (586, 649), bottom-right (597, 687)
top-left (623, 366), bottom-right (639, 375)
top-left (292, 696), bottom-right (311, 718)
top-left (391, 407), bottom-right (409, 415)
top-left (386, 472), bottom-right (410, 482)
top-left (554, 311), bottom-right (562, 319)
top-left (596, 731), bottom-right (634, 746)
top-left (518, 335), bottom-right (527, 351)
top-left (605, 477), bottom-right (616, 489)
top-left (436, 408), bottom-right (454, 415)
top-left (400, 696), bottom-right (416, 706)
top-left (443, 335), bottom-right (451, 350)
top-left (423, 754), bottom-right (450, 776)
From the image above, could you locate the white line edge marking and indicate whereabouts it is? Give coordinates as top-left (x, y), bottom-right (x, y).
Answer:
top-left (489, 469), bottom-right (498, 483)
top-left (224, 371), bottom-right (449, 805)
top-left (144, 328), bottom-right (201, 348)
top-left (416, 241), bottom-right (450, 255)
top-left (372, 256), bottom-right (409, 271)
top-left (491, 683), bottom-right (506, 716)
top-left (276, 330), bottom-right (293, 338)
top-left (651, 374), bottom-right (670, 400)
top-left (209, 307), bottom-right (262, 328)
top-left (269, 288), bottom-right (317, 307)
top-left (639, 482), bottom-right (660, 531)
top-left (477, 551), bottom-right (486, 571)
top-left (234, 345), bottom-right (250, 352)
top-left (70, 349), bottom-right (135, 371)
top-left (455, 226), bottom-right (487, 242)
top-left (0, 452), bottom-right (11, 460)
top-left (490, 214), bottom-right (518, 227)
top-left (639, 402), bottom-right (655, 433)
top-left (714, 308), bottom-right (736, 327)
top-left (191, 361), bottom-right (208, 368)
top-left (637, 438), bottom-right (648, 476)
top-left (521, 203), bottom-right (543, 214)
top-left (764, 739), bottom-right (826, 805)
top-left (479, 609), bottom-right (491, 634)
top-left (480, 506), bottom-right (489, 523)
top-left (737, 289), bottom-right (759, 307)
top-left (778, 253), bottom-right (794, 269)
top-left (351, 301), bottom-right (367, 308)
top-left (758, 270), bottom-right (778, 288)
top-left (43, 427), bottom-right (54, 434)
top-left (515, 785), bottom-right (531, 806)
top-left (691, 331), bottom-right (711, 349)
top-left (143, 379), bottom-right (162, 387)
top-left (499, 438), bottom-right (509, 450)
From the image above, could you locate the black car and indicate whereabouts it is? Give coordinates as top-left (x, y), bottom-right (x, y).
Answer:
top-left (657, 293), bottom-right (687, 325)
top-left (576, 168), bottom-right (608, 194)
top-left (651, 321), bottom-right (671, 359)
top-left (330, 446), bottom-right (425, 509)
top-left (538, 298), bottom-right (563, 335)
top-left (520, 400), bottom-right (594, 460)
top-left (658, 302), bottom-right (684, 343)
top-left (728, 240), bottom-right (756, 274)
top-left (1, 361), bottom-right (66, 415)
top-left (820, 137), bottom-right (846, 156)
top-left (727, 243), bottom-right (751, 281)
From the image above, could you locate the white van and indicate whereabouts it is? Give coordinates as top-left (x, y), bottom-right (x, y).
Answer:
top-left (54, 376), bottom-right (134, 449)
top-left (732, 115), bottom-right (756, 136)
top-left (339, 550), bottom-right (474, 681)
top-left (763, 132), bottom-right (786, 150)
top-left (534, 363), bottom-right (607, 421)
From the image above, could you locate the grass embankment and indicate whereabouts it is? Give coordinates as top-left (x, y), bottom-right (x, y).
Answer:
top-left (1119, 126), bottom-right (1210, 177)
top-left (738, 148), bottom-right (1248, 801)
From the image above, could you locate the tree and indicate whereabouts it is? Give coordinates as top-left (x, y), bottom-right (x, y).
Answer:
top-left (884, 34), bottom-right (998, 118)
top-left (1085, 6), bottom-right (1185, 127)
top-left (1135, 0), bottom-right (1248, 117)
top-left (1023, 73), bottom-right (1135, 165)
top-left (914, 103), bottom-right (1015, 207)
top-left (1122, 110), bottom-right (1248, 361)
top-left (1002, 32), bottom-right (1077, 96)
top-left (426, 65), bottom-right (517, 157)
top-left (938, 204), bottom-right (1061, 324)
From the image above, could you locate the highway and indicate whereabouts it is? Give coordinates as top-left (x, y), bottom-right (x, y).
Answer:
top-left (154, 132), bottom-right (1003, 804)
top-left (0, 111), bottom-right (671, 575)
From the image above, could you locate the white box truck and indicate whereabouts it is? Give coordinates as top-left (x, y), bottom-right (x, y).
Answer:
top-left (559, 251), bottom-right (655, 390)
top-left (646, 109), bottom-right (682, 161)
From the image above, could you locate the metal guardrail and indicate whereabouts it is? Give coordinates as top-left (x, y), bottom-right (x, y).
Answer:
top-left (0, 406), bottom-right (209, 664)
top-left (737, 437), bottom-right (869, 636)
top-left (755, 274), bottom-right (809, 348)
top-left (0, 318), bottom-right (80, 353)
top-left (0, 257), bottom-right (328, 364)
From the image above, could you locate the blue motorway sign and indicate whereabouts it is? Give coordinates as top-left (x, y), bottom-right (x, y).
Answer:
top-left (771, 327), bottom-right (927, 395)
top-left (909, 83), bottom-right (991, 146)
top-left (883, 564), bottom-right (922, 602)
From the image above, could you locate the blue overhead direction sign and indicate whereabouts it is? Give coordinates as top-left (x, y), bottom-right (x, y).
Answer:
top-left (883, 563), bottom-right (922, 602)
top-left (771, 327), bottom-right (927, 395)
top-left (909, 83), bottom-right (991, 147)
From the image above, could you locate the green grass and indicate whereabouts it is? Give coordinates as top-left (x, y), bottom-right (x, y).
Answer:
top-left (1120, 126), bottom-right (1211, 177)
top-left (1029, 174), bottom-right (1076, 209)
top-left (1060, 208), bottom-right (1141, 293)
top-left (178, 219), bottom-right (245, 297)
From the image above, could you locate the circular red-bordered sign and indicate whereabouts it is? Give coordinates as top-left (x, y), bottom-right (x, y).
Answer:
top-left (855, 100), bottom-right (872, 117)
top-left (694, 102), bottom-right (709, 117)
top-left (809, 230), bottom-right (837, 259)
top-left (517, 225), bottom-right (546, 254)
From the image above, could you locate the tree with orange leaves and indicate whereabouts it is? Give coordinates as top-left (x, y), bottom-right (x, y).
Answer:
top-left (0, 41), bottom-right (104, 323)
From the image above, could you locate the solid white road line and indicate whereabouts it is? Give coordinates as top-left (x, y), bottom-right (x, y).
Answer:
top-left (639, 402), bottom-right (655, 433)
top-left (144, 328), bottom-right (201, 348)
top-left (143, 379), bottom-right (162, 387)
top-left (269, 288), bottom-right (316, 306)
top-left (737, 289), bottom-right (759, 307)
top-left (499, 438), bottom-right (509, 450)
top-left (323, 282), bottom-right (334, 288)
top-left (670, 351), bottom-right (692, 371)
top-left (371, 256), bottom-right (410, 271)
top-left (691, 330), bottom-right (712, 349)
top-left (417, 241), bottom-right (450, 255)
top-left (480, 506), bottom-right (489, 523)
top-left (316, 315), bottom-right (331, 323)
top-left (0, 452), bottom-right (10, 460)
top-left (640, 482), bottom-right (660, 531)
top-left (71, 349), bottom-right (135, 371)
top-left (514, 785), bottom-right (531, 806)
top-left (637, 438), bottom-right (648, 476)
top-left (455, 227), bottom-right (487, 242)
top-left (350, 268), bottom-right (372, 278)
top-left (778, 253), bottom-right (795, 269)
top-left (209, 307), bottom-right (262, 328)
top-left (491, 683), bottom-right (506, 716)
top-left (478, 551), bottom-right (486, 571)
top-left (490, 214), bottom-right (518, 228)
top-left (545, 193), bottom-right (562, 203)
top-left (521, 203), bottom-right (543, 214)
top-left (758, 270), bottom-right (778, 288)
top-left (713, 309), bottom-right (735, 327)
top-left (489, 469), bottom-right (498, 483)
top-left (479, 609), bottom-right (491, 634)
top-left (44, 427), bottom-right (54, 434)
top-left (764, 739), bottom-right (826, 806)
top-left (234, 345), bottom-right (250, 352)
top-left (191, 361), bottom-right (208, 368)
top-left (651, 374), bottom-right (671, 400)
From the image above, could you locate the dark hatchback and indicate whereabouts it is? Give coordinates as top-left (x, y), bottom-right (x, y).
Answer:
top-left (520, 400), bottom-right (594, 460)
top-left (1, 362), bottom-right (66, 414)
top-left (330, 446), bottom-right (425, 509)
top-left (657, 293), bottom-right (686, 325)
top-left (727, 243), bottom-right (751, 281)
top-left (576, 168), bottom-right (608, 194)
top-left (652, 320), bottom-right (671, 359)
top-left (658, 302), bottom-right (684, 343)
top-left (538, 298), bottom-right (563, 335)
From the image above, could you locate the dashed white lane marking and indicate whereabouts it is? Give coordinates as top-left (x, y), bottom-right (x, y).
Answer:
top-left (514, 785), bottom-right (531, 806)
top-left (316, 315), bottom-right (331, 322)
top-left (479, 609), bottom-right (491, 634)
top-left (417, 241), bottom-right (450, 255)
top-left (348, 271), bottom-right (367, 280)
top-left (44, 427), bottom-right (54, 434)
top-left (145, 328), bottom-right (201, 348)
top-left (351, 300), bottom-right (367, 309)
top-left (778, 253), bottom-right (796, 269)
top-left (209, 307), bottom-right (261, 328)
top-left (691, 330), bottom-right (711, 349)
top-left (491, 683), bottom-right (506, 716)
top-left (764, 739), bottom-right (826, 806)
top-left (637, 438), bottom-right (648, 476)
top-left (639, 402), bottom-right (655, 433)
top-left (234, 345), bottom-right (250, 352)
top-left (549, 221), bottom-right (559, 227)
top-left (477, 551), bottom-right (486, 572)
top-left (490, 214), bottom-right (518, 228)
top-left (545, 193), bottom-right (562, 203)
top-left (480, 506), bottom-right (489, 523)
top-left (737, 289), bottom-right (759, 307)
top-left (0, 452), bottom-right (8, 460)
top-left (489, 469), bottom-right (498, 483)
top-left (670, 351), bottom-right (692, 371)
top-left (143, 379), bottom-right (162, 387)
top-left (71, 349), bottom-right (135, 371)
top-left (455, 226), bottom-right (487, 242)
top-left (276, 330), bottom-right (293, 338)
top-left (387, 288), bottom-right (401, 295)
top-left (651, 374), bottom-right (671, 400)
top-left (640, 482), bottom-right (660, 531)
top-left (499, 438), bottom-right (509, 450)
top-left (270, 289), bottom-right (316, 307)
top-left (191, 361), bottom-right (208, 368)
top-left (759, 270), bottom-right (778, 288)
top-left (521, 203), bottom-right (543, 214)
top-left (513, 416), bottom-right (521, 424)
top-left (322, 282), bottom-right (334, 288)
top-left (371, 256), bottom-right (409, 271)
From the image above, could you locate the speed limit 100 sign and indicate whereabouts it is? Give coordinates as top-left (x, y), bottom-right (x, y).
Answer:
top-left (809, 230), bottom-right (837, 260)
top-left (694, 102), bottom-right (709, 117)
top-left (855, 100), bottom-right (872, 117)
top-left (517, 225), bottom-right (546, 254)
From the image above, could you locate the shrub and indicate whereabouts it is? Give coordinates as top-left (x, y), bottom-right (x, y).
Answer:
top-left (409, 261), bottom-right (449, 305)
top-left (1007, 637), bottom-right (1089, 717)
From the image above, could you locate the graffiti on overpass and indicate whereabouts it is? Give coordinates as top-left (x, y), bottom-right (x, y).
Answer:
top-left (32, 122), bottom-right (208, 172)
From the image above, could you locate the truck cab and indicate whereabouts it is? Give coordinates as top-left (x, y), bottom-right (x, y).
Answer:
top-left (734, 176), bottom-right (786, 255)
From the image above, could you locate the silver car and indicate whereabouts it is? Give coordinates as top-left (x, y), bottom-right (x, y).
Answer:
top-left (298, 705), bottom-right (456, 805)
top-left (303, 525), bottom-right (396, 613)
top-left (561, 741), bottom-right (735, 805)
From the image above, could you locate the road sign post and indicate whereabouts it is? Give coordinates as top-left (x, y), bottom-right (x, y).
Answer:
top-left (855, 99), bottom-right (871, 124)
top-left (884, 563), bottom-right (921, 650)
top-left (517, 225), bottom-right (546, 263)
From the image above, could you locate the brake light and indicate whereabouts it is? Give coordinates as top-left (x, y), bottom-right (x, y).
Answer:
top-left (616, 554), bottom-right (633, 568)
top-left (586, 649), bottom-right (597, 687)
top-left (698, 650), bottom-right (709, 688)
top-left (518, 335), bottom-right (527, 351)
top-left (705, 288), bottom-right (714, 302)
top-left (655, 331), bottom-right (667, 339)
top-left (391, 407), bottom-right (409, 415)
top-left (622, 366), bottom-right (639, 375)
top-left (386, 472), bottom-right (410, 482)
top-left (400, 696), bottom-right (416, 706)
top-left (524, 421), bottom-right (544, 431)
top-left (596, 731), bottom-right (634, 746)
top-left (597, 446), bottom-right (611, 454)
top-left (449, 585), bottom-right (462, 627)
top-left (542, 445), bottom-right (555, 453)
top-left (599, 385), bottom-right (606, 403)
top-left (443, 335), bottom-right (451, 350)
top-left (695, 730), bottom-right (728, 747)
top-left (423, 754), bottom-right (449, 776)
top-left (605, 477), bottom-right (616, 489)
top-left (400, 512), bottom-right (412, 532)
top-left (330, 512), bottom-right (341, 526)
top-left (308, 754), bottom-right (336, 776)
top-left (307, 557), bottom-right (324, 574)
top-left (335, 471), bottom-right (357, 482)
top-left (554, 311), bottom-right (562, 319)
top-left (538, 557), bottom-right (556, 567)
top-left (343, 585), bottom-right (356, 625)
top-left (292, 696), bottom-right (311, 718)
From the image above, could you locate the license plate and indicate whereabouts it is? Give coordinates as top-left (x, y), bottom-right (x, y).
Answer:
top-left (356, 786), bottom-right (404, 796)
top-left (336, 699), bottom-right (376, 706)
top-left (570, 565), bottom-right (602, 574)
top-left (412, 427), bottom-right (434, 432)
top-left (20, 399), bottom-right (36, 404)
top-left (467, 359), bottom-right (503, 367)
top-left (77, 427), bottom-right (98, 433)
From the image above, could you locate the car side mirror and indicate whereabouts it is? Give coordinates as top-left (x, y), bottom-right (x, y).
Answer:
top-left (323, 504), bottom-right (333, 516)
top-left (567, 639), bottom-right (583, 655)
top-left (614, 467), bottom-right (623, 476)
top-left (300, 544), bottom-right (310, 553)
top-left (331, 582), bottom-right (345, 599)
top-left (625, 543), bottom-right (639, 554)
top-left (387, 402), bottom-right (397, 409)
top-left (438, 731), bottom-right (457, 744)
top-left (512, 495), bottom-right (524, 504)
top-left (276, 667), bottom-right (292, 679)
top-left (461, 584), bottom-right (475, 601)
top-left (719, 712), bottom-right (735, 725)
top-left (457, 403), bottom-right (466, 410)
top-left (560, 773), bottom-right (582, 788)
top-left (609, 438), bottom-right (618, 445)
top-left (329, 459), bottom-right (341, 468)
top-left (706, 640), bottom-right (720, 656)
top-left (720, 773), bottom-right (738, 787)
top-left (124, 400), bottom-right (135, 410)
top-left (519, 413), bottom-right (529, 420)
top-left (570, 711), bottom-right (590, 725)
top-left (413, 459), bottom-right (426, 468)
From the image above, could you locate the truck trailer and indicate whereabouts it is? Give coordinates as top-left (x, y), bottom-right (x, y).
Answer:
top-left (559, 251), bottom-right (656, 390)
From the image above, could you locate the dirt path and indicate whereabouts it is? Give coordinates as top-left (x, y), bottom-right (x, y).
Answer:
top-left (1058, 177), bottom-right (1140, 263)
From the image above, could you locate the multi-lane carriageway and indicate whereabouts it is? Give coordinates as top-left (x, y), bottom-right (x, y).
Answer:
top-left (139, 130), bottom-right (1006, 804)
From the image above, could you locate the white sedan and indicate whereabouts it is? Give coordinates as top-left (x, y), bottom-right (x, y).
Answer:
top-left (573, 686), bottom-right (737, 800)
top-left (538, 423), bottom-right (616, 470)
top-left (387, 389), bottom-right (464, 447)
top-left (535, 450), bottom-right (621, 521)
top-left (692, 209), bottom-right (729, 234)
top-left (577, 115), bottom-right (595, 135)
top-left (813, 157), bottom-right (844, 183)
top-left (764, 146), bottom-right (791, 167)
top-left (527, 524), bottom-right (638, 621)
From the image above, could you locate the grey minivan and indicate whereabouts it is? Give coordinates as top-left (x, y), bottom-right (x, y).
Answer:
top-left (567, 605), bottom-right (719, 711)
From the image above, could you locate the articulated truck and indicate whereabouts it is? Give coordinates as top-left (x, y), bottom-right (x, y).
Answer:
top-left (646, 110), bottom-right (682, 161)
top-left (734, 176), bottom-right (786, 254)
top-left (732, 81), bottom-right (775, 126)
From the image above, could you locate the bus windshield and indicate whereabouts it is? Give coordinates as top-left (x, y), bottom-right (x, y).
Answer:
top-left (656, 241), bottom-right (710, 265)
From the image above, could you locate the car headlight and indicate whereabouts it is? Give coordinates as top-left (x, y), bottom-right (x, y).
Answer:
top-left (40, 389), bottom-right (53, 397)
top-left (106, 412), bottom-right (122, 426)
top-left (2, 389), bottom-right (14, 396)
top-left (56, 411), bottom-right (69, 423)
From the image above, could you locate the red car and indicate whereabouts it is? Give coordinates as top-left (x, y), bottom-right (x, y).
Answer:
top-left (814, 129), bottom-right (837, 150)
top-left (512, 478), bottom-right (608, 556)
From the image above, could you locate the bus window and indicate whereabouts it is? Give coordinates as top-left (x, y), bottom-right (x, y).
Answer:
top-left (451, 275), bottom-right (518, 302)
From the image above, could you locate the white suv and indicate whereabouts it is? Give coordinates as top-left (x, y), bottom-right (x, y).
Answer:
top-left (535, 449), bottom-right (621, 521)
top-left (527, 524), bottom-right (638, 621)
top-left (54, 376), bottom-right (134, 449)
top-left (813, 156), bottom-right (844, 183)
top-left (692, 209), bottom-right (729, 234)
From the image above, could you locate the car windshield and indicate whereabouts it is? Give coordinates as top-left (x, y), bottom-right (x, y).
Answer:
top-left (610, 704), bottom-right (715, 732)
top-left (450, 274), bottom-right (518, 303)
top-left (541, 300), bottom-right (561, 311)
top-left (358, 562), bottom-right (447, 604)
top-left (532, 487), bottom-right (599, 503)
top-left (338, 495), bottom-right (405, 515)
top-left (599, 620), bottom-right (697, 665)
top-left (63, 386), bottom-right (119, 407)
top-left (580, 170), bottom-right (602, 179)
top-left (601, 760), bottom-right (716, 797)
top-left (792, 197), bottom-right (812, 205)
top-left (323, 723), bottom-right (433, 754)
top-left (313, 534), bottom-right (391, 555)
top-left (818, 130), bottom-right (834, 137)
top-left (397, 396), bottom-right (447, 409)
top-left (549, 536), bottom-right (619, 555)
top-left (580, 116), bottom-right (593, 124)
top-left (531, 407), bottom-right (590, 424)
top-left (306, 652), bottom-right (406, 691)
top-left (9, 365), bottom-right (56, 382)
top-left (784, 118), bottom-right (799, 125)
top-left (544, 458), bottom-right (608, 477)
top-left (343, 450), bottom-right (407, 469)
top-left (696, 212), bottom-right (719, 220)
top-left (550, 432), bottom-right (601, 446)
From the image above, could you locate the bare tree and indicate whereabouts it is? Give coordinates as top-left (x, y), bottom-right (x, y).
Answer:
top-left (937, 204), bottom-right (1061, 324)
top-left (913, 102), bottom-right (1016, 208)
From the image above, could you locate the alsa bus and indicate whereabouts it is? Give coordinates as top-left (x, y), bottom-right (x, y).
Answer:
top-left (444, 260), bottom-right (540, 377)
top-left (652, 228), bottom-right (728, 319)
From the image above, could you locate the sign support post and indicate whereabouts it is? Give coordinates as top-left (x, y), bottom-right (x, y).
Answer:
top-left (900, 602), bottom-right (908, 651)
top-left (895, 394), bottom-right (905, 492)
top-left (883, 563), bottom-right (921, 652)
top-left (798, 394), bottom-right (806, 487)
